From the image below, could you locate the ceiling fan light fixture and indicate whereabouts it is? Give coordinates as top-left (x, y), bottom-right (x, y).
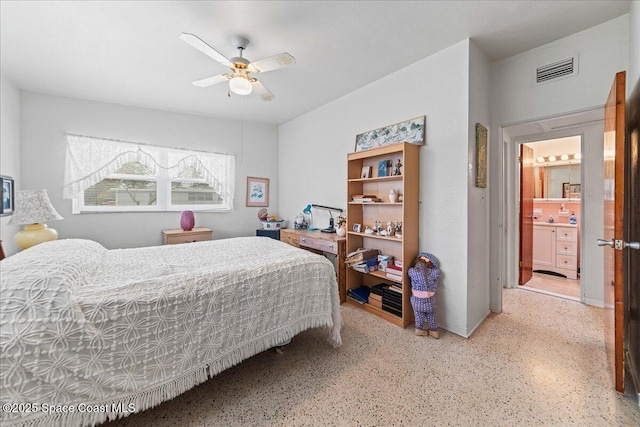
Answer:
top-left (229, 76), bottom-right (252, 95)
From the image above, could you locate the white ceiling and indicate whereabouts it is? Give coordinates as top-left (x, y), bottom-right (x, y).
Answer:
top-left (0, 1), bottom-right (630, 125)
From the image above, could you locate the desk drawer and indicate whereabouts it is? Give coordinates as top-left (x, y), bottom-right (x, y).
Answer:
top-left (280, 230), bottom-right (300, 248)
top-left (299, 235), bottom-right (338, 254)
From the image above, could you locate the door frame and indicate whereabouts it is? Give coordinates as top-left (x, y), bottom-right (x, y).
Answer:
top-left (495, 112), bottom-right (602, 305)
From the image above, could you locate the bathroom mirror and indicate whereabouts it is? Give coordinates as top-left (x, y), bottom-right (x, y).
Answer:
top-left (534, 163), bottom-right (581, 200)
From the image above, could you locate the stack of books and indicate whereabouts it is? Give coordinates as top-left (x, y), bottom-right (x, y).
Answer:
top-left (385, 264), bottom-right (403, 282)
top-left (382, 287), bottom-right (402, 317)
top-left (346, 248), bottom-right (381, 266)
top-left (347, 286), bottom-right (371, 304)
top-left (351, 194), bottom-right (382, 203)
top-left (369, 283), bottom-right (386, 309)
top-left (352, 257), bottom-right (378, 273)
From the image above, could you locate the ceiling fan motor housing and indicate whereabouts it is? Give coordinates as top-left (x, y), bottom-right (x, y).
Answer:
top-left (232, 36), bottom-right (250, 51)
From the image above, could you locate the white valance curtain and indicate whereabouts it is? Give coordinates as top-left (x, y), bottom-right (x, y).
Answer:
top-left (63, 135), bottom-right (235, 208)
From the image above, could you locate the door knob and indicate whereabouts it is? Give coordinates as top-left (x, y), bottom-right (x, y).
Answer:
top-left (597, 239), bottom-right (615, 248)
top-left (597, 238), bottom-right (640, 250)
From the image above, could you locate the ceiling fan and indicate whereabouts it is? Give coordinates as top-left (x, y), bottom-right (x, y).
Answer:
top-left (180, 33), bottom-right (295, 101)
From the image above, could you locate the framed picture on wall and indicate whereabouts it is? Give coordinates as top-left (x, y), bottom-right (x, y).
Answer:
top-left (0, 175), bottom-right (15, 216)
top-left (246, 176), bottom-right (269, 207)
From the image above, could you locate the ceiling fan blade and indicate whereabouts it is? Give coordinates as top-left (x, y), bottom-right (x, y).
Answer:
top-left (248, 53), bottom-right (295, 73)
top-left (179, 33), bottom-right (233, 67)
top-left (192, 74), bottom-right (230, 87)
top-left (252, 80), bottom-right (275, 101)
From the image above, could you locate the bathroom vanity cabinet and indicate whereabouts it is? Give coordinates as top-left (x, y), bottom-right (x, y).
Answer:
top-left (532, 223), bottom-right (579, 279)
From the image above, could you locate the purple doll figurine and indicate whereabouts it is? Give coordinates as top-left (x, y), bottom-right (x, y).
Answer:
top-left (408, 252), bottom-right (440, 338)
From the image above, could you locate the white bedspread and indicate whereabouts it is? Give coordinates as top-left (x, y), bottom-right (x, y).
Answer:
top-left (0, 237), bottom-right (341, 427)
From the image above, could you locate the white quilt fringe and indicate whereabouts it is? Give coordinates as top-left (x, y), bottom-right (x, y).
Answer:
top-left (8, 314), bottom-right (341, 427)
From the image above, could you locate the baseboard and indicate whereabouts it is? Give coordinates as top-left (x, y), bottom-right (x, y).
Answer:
top-left (583, 297), bottom-right (604, 308)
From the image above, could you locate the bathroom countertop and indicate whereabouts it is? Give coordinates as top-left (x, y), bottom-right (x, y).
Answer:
top-left (533, 222), bottom-right (577, 227)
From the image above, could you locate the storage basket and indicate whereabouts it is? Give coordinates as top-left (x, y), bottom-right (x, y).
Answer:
top-left (261, 220), bottom-right (287, 229)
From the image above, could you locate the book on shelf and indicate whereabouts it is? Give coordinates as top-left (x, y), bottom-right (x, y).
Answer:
top-left (347, 286), bottom-right (370, 304)
top-left (382, 289), bottom-right (402, 305)
top-left (394, 260), bottom-right (403, 269)
top-left (369, 297), bottom-right (382, 309)
top-left (352, 257), bottom-right (378, 273)
top-left (352, 197), bottom-right (382, 203)
top-left (382, 300), bottom-right (402, 312)
top-left (385, 273), bottom-right (403, 282)
top-left (369, 293), bottom-right (382, 302)
top-left (385, 284), bottom-right (403, 293)
top-left (370, 283), bottom-right (387, 296)
top-left (382, 304), bottom-right (402, 317)
top-left (346, 248), bottom-right (381, 266)
top-left (351, 194), bottom-right (376, 199)
top-left (386, 265), bottom-right (403, 273)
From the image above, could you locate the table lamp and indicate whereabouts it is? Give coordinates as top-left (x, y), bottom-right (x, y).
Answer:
top-left (7, 189), bottom-right (63, 250)
top-left (311, 204), bottom-right (343, 233)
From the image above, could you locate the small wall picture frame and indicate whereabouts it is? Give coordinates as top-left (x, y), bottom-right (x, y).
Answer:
top-left (246, 176), bottom-right (269, 207)
top-left (352, 223), bottom-right (362, 233)
top-left (361, 166), bottom-right (372, 179)
top-left (475, 123), bottom-right (488, 188)
top-left (0, 175), bottom-right (14, 216)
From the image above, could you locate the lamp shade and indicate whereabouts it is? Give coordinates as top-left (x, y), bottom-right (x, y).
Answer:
top-left (8, 190), bottom-right (63, 225)
top-left (229, 76), bottom-right (253, 95)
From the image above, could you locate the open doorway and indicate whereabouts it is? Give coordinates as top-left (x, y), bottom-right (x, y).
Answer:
top-left (520, 136), bottom-right (582, 301)
top-left (498, 107), bottom-right (605, 311)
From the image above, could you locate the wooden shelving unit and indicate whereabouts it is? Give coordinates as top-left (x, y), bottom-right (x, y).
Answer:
top-left (346, 143), bottom-right (419, 328)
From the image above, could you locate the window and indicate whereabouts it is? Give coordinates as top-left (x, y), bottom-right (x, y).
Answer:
top-left (64, 135), bottom-right (234, 213)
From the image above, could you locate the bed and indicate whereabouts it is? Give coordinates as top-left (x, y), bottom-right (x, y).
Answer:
top-left (0, 237), bottom-right (342, 427)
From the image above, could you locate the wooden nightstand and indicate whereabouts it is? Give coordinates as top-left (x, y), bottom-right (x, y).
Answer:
top-left (162, 228), bottom-right (213, 245)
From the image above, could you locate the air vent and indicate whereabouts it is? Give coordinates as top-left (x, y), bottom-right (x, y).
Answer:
top-left (534, 54), bottom-right (578, 85)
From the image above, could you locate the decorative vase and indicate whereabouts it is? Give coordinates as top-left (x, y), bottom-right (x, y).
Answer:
top-left (180, 210), bottom-right (195, 231)
top-left (336, 225), bottom-right (346, 237)
top-left (389, 189), bottom-right (398, 203)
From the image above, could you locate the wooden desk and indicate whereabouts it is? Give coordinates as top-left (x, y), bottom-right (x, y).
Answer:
top-left (280, 229), bottom-right (346, 303)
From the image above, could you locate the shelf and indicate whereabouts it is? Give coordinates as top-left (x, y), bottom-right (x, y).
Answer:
top-left (348, 175), bottom-right (403, 183)
top-left (345, 298), bottom-right (405, 327)
top-left (350, 268), bottom-right (404, 284)
top-left (348, 201), bottom-right (402, 205)
top-left (347, 231), bottom-right (402, 242)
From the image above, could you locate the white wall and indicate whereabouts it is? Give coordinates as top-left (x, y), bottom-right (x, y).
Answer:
top-left (279, 40), bottom-right (474, 337)
top-left (467, 41), bottom-right (491, 333)
top-left (20, 92), bottom-right (279, 249)
top-left (0, 71), bottom-right (22, 256)
top-left (489, 15), bottom-right (629, 309)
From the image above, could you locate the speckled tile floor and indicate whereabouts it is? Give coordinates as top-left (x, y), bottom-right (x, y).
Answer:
top-left (103, 289), bottom-right (639, 427)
